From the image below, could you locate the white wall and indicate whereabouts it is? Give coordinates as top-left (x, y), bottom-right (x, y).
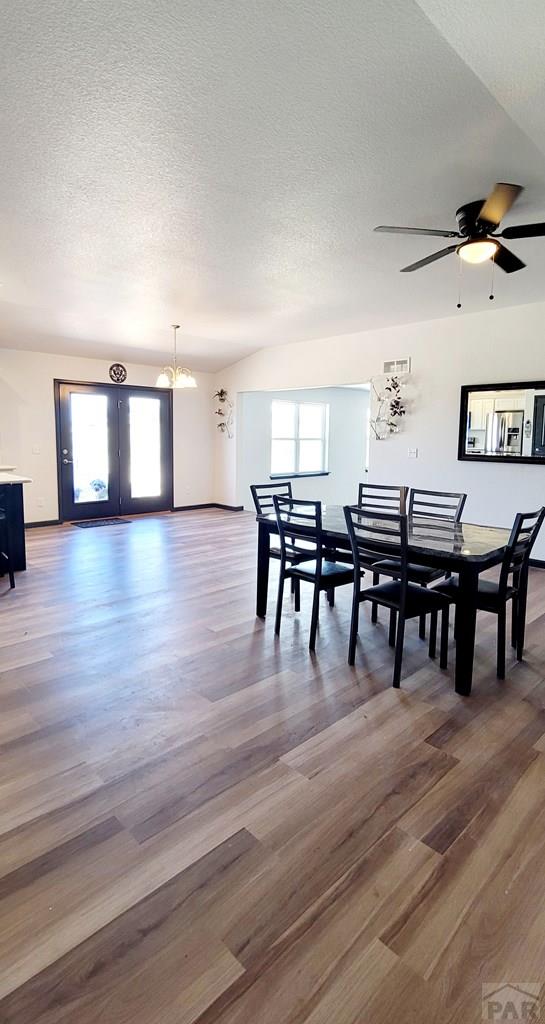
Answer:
top-left (236, 387), bottom-right (369, 509)
top-left (213, 299), bottom-right (545, 558)
top-left (0, 348), bottom-right (215, 522)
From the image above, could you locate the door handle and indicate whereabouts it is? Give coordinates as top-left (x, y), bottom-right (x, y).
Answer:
top-left (62, 458), bottom-right (73, 464)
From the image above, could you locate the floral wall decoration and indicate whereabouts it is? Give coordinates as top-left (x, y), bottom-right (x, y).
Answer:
top-left (369, 374), bottom-right (409, 440)
top-left (213, 388), bottom-right (234, 438)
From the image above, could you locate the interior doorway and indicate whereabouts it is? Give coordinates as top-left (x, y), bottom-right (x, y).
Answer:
top-left (236, 383), bottom-right (370, 509)
top-left (55, 381), bottom-right (173, 521)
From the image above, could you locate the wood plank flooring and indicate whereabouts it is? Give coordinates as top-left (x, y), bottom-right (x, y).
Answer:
top-left (1, 509), bottom-right (545, 1022)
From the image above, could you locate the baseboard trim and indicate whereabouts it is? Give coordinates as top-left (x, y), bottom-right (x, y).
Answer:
top-left (529, 558), bottom-right (545, 569)
top-left (26, 504), bottom-right (244, 527)
top-left (25, 519), bottom-right (61, 528)
top-left (172, 503), bottom-right (244, 513)
top-left (172, 503), bottom-right (215, 512)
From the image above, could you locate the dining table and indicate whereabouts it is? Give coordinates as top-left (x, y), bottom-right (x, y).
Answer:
top-left (255, 504), bottom-right (513, 697)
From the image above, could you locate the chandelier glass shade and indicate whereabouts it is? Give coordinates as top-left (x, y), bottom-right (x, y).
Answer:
top-left (156, 325), bottom-right (197, 389)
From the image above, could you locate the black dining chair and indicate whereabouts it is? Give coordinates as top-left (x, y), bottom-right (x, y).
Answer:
top-left (250, 481), bottom-right (318, 596)
top-left (371, 488), bottom-right (467, 639)
top-left (273, 496), bottom-right (354, 651)
top-left (344, 506), bottom-right (451, 687)
top-left (250, 480), bottom-right (293, 528)
top-left (435, 506), bottom-right (545, 679)
top-left (0, 507), bottom-right (15, 590)
top-left (357, 482), bottom-right (408, 515)
top-left (357, 483), bottom-right (409, 622)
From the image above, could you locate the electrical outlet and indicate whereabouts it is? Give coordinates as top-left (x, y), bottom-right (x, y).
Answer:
top-left (37, 497), bottom-right (45, 508)
top-left (408, 447), bottom-right (418, 459)
top-left (32, 445), bottom-right (41, 455)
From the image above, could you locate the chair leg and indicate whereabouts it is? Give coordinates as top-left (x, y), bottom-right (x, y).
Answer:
top-left (294, 578), bottom-right (300, 613)
top-left (419, 584), bottom-right (427, 640)
top-left (290, 577), bottom-right (295, 594)
top-left (348, 588), bottom-right (360, 665)
top-left (274, 571), bottom-right (285, 636)
top-left (497, 606), bottom-right (506, 679)
top-left (511, 593), bottom-right (518, 648)
top-left (440, 605), bottom-right (449, 669)
top-left (392, 614), bottom-right (405, 687)
top-left (371, 572), bottom-right (379, 622)
top-left (516, 581), bottom-right (528, 662)
top-left (327, 588), bottom-right (335, 607)
top-left (388, 608), bottom-right (397, 647)
top-left (309, 582), bottom-right (321, 652)
top-left (428, 610), bottom-right (437, 659)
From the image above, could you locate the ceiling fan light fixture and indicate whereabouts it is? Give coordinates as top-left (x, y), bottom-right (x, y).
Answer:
top-left (457, 239), bottom-right (499, 264)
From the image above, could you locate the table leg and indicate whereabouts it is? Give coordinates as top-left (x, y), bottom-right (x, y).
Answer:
top-left (454, 566), bottom-right (479, 697)
top-left (256, 521), bottom-right (271, 618)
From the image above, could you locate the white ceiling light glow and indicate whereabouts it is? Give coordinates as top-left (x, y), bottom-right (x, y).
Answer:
top-left (457, 239), bottom-right (499, 264)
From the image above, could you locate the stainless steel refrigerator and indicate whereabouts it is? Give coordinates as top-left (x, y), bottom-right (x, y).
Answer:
top-left (486, 410), bottom-right (524, 456)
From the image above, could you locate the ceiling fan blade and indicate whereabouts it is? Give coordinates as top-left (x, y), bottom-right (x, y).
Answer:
top-left (500, 221), bottom-right (545, 239)
top-left (400, 245), bottom-right (458, 272)
top-left (478, 183), bottom-right (523, 227)
top-left (493, 243), bottom-right (526, 274)
top-left (375, 225), bottom-right (459, 238)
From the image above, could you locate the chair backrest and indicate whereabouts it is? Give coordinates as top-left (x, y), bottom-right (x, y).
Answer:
top-left (409, 488), bottom-right (467, 522)
top-left (357, 482), bottom-right (408, 516)
top-left (273, 496), bottom-right (322, 568)
top-left (499, 507), bottom-right (545, 592)
top-left (344, 505), bottom-right (409, 603)
top-left (250, 481), bottom-right (292, 515)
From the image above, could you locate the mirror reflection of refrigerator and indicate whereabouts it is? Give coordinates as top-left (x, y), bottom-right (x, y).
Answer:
top-left (486, 410), bottom-right (524, 455)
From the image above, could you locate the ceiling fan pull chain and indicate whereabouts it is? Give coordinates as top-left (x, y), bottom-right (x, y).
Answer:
top-left (489, 253), bottom-right (495, 300)
top-left (457, 253), bottom-right (463, 309)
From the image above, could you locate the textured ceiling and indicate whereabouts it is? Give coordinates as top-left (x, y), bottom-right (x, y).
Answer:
top-left (1, 0), bottom-right (545, 371)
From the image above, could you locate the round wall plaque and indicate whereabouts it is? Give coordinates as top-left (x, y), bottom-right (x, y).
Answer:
top-left (109, 363), bottom-right (127, 383)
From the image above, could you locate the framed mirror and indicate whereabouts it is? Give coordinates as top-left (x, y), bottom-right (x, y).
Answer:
top-left (458, 381), bottom-right (545, 464)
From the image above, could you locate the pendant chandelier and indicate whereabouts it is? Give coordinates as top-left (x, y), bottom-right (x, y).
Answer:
top-left (156, 324), bottom-right (197, 389)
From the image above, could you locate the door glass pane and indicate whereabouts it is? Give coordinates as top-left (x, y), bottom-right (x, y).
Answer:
top-left (271, 439), bottom-right (296, 474)
top-left (299, 439), bottom-right (323, 472)
top-left (271, 401), bottom-right (296, 438)
top-left (70, 393), bottom-right (109, 503)
top-left (299, 403), bottom-right (324, 438)
top-left (129, 397), bottom-right (162, 498)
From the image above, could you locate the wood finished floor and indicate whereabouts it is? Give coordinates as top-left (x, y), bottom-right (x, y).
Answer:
top-left (1, 509), bottom-right (545, 1023)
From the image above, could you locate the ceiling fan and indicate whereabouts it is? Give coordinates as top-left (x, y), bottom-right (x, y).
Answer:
top-left (375, 183), bottom-right (545, 273)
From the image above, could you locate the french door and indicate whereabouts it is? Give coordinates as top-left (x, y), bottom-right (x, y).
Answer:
top-left (56, 381), bottom-right (173, 521)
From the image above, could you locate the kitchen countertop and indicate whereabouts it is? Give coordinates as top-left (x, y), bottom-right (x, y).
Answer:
top-left (0, 472), bottom-right (32, 484)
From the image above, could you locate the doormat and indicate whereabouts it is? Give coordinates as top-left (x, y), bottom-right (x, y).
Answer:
top-left (72, 518), bottom-right (132, 528)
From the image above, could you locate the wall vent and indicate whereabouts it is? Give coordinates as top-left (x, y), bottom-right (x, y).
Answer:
top-left (383, 358), bottom-right (411, 375)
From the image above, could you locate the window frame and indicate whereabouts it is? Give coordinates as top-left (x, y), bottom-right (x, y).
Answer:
top-left (270, 399), bottom-right (330, 478)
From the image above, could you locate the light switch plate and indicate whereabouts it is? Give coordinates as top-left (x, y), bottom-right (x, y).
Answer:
top-left (408, 447), bottom-right (418, 459)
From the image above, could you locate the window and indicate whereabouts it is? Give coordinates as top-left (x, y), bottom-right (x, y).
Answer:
top-left (271, 400), bottom-right (329, 476)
